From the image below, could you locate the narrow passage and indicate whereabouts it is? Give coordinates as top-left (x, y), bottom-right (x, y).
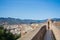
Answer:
top-left (44, 30), bottom-right (55, 40)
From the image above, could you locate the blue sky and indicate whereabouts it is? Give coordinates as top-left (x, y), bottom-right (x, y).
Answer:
top-left (0, 0), bottom-right (60, 20)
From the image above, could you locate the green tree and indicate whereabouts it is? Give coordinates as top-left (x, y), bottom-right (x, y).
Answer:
top-left (0, 25), bottom-right (21, 40)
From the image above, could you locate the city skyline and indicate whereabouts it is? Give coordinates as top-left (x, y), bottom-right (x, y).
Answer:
top-left (0, 0), bottom-right (60, 20)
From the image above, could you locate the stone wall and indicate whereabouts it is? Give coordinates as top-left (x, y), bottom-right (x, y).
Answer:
top-left (32, 25), bottom-right (47, 40)
top-left (51, 24), bottom-right (60, 40)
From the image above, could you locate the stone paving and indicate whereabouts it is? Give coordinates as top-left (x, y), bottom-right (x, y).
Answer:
top-left (44, 30), bottom-right (54, 40)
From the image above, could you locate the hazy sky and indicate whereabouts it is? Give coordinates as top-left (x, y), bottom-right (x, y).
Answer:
top-left (0, 0), bottom-right (60, 20)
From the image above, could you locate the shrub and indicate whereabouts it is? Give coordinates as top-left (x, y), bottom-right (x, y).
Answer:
top-left (0, 25), bottom-right (21, 40)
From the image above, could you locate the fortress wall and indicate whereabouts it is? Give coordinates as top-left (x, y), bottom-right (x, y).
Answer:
top-left (51, 23), bottom-right (60, 40)
top-left (32, 25), bottom-right (47, 40)
top-left (17, 24), bottom-right (47, 40)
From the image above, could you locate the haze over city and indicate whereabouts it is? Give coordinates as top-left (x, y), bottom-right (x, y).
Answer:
top-left (0, 0), bottom-right (60, 20)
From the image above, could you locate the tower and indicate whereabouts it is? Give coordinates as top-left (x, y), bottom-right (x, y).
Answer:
top-left (47, 19), bottom-right (52, 30)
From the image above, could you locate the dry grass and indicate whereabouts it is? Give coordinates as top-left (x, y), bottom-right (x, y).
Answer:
top-left (54, 21), bottom-right (60, 26)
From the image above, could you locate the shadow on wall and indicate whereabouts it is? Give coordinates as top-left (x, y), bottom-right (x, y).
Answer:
top-left (32, 25), bottom-right (47, 40)
top-left (51, 30), bottom-right (56, 40)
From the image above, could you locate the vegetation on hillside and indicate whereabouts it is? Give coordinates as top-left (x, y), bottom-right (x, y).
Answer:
top-left (0, 25), bottom-right (21, 40)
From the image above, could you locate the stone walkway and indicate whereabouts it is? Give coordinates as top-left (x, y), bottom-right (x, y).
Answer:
top-left (44, 30), bottom-right (54, 40)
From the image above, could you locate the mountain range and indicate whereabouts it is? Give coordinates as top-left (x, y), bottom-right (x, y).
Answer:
top-left (0, 17), bottom-right (47, 25)
top-left (0, 17), bottom-right (60, 25)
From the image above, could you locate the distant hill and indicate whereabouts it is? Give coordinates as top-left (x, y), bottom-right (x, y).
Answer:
top-left (51, 18), bottom-right (60, 22)
top-left (0, 17), bottom-right (60, 25)
top-left (0, 17), bottom-right (47, 25)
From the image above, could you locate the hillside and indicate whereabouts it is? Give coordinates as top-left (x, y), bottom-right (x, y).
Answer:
top-left (0, 17), bottom-right (47, 25)
top-left (51, 18), bottom-right (60, 21)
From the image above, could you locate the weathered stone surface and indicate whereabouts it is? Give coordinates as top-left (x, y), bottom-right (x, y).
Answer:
top-left (32, 25), bottom-right (46, 40)
top-left (17, 24), bottom-right (47, 40)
